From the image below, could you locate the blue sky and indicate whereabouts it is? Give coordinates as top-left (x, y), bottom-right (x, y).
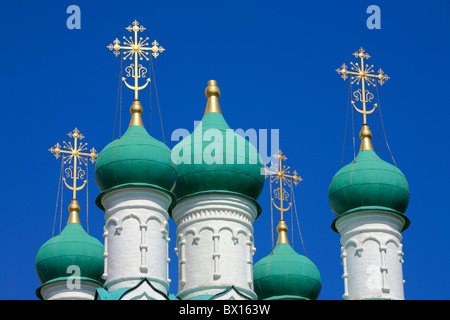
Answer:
top-left (1, 1), bottom-right (449, 300)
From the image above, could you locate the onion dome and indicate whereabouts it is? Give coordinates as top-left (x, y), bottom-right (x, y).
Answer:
top-left (172, 80), bottom-right (265, 212)
top-left (328, 125), bottom-right (410, 231)
top-left (35, 200), bottom-right (104, 299)
top-left (94, 100), bottom-right (177, 210)
top-left (253, 221), bottom-right (322, 300)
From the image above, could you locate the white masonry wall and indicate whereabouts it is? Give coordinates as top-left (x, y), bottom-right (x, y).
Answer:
top-left (335, 210), bottom-right (407, 300)
top-left (172, 193), bottom-right (258, 300)
top-left (40, 280), bottom-right (99, 300)
top-left (99, 186), bottom-right (172, 298)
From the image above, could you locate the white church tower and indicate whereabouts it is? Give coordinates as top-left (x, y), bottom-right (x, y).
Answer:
top-left (329, 48), bottom-right (410, 300)
top-left (93, 21), bottom-right (178, 300)
top-left (171, 80), bottom-right (265, 300)
top-left (94, 100), bottom-right (177, 299)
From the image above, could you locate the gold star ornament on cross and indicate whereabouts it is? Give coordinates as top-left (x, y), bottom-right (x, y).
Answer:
top-left (336, 47), bottom-right (389, 126)
top-left (107, 20), bottom-right (165, 100)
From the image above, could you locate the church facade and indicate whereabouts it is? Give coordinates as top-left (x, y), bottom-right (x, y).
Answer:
top-left (34, 21), bottom-right (410, 300)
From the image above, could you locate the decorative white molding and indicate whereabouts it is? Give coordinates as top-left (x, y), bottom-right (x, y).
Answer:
top-left (341, 246), bottom-right (349, 299)
top-left (119, 278), bottom-right (169, 300)
top-left (209, 286), bottom-right (253, 300)
top-left (246, 236), bottom-right (255, 286)
top-left (175, 234), bottom-right (187, 286)
top-left (172, 193), bottom-right (257, 230)
top-left (102, 226), bottom-right (108, 280)
top-left (212, 233), bottom-right (221, 280)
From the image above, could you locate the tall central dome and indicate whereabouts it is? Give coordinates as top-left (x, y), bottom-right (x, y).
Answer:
top-left (172, 80), bottom-right (265, 213)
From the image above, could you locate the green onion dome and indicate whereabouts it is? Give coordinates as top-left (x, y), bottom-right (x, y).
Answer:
top-left (253, 222), bottom-right (322, 300)
top-left (94, 100), bottom-right (177, 210)
top-left (171, 80), bottom-right (265, 212)
top-left (35, 201), bottom-right (104, 299)
top-left (328, 125), bottom-right (410, 231)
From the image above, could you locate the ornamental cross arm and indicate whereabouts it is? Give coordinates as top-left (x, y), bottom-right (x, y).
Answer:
top-left (336, 47), bottom-right (389, 86)
top-left (265, 150), bottom-right (302, 185)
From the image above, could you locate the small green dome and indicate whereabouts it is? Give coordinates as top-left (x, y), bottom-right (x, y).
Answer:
top-left (253, 243), bottom-right (322, 300)
top-left (172, 112), bottom-right (265, 206)
top-left (328, 150), bottom-right (410, 230)
top-left (95, 125), bottom-right (177, 210)
top-left (35, 223), bottom-right (104, 293)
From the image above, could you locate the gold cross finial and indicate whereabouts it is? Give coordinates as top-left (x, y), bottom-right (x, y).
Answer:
top-left (265, 150), bottom-right (302, 243)
top-left (336, 47), bottom-right (389, 126)
top-left (265, 150), bottom-right (302, 244)
top-left (49, 128), bottom-right (98, 202)
top-left (107, 20), bottom-right (165, 100)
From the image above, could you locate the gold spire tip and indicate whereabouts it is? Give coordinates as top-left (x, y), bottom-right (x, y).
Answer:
top-left (276, 220), bottom-right (289, 245)
top-left (67, 199), bottom-right (81, 225)
top-left (359, 124), bottom-right (374, 151)
top-left (129, 100), bottom-right (144, 127)
top-left (204, 80), bottom-right (222, 114)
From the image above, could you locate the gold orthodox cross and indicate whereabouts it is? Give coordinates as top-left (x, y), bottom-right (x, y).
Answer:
top-left (107, 20), bottom-right (165, 100)
top-left (49, 128), bottom-right (98, 200)
top-left (265, 150), bottom-right (302, 221)
top-left (336, 47), bottom-right (389, 125)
